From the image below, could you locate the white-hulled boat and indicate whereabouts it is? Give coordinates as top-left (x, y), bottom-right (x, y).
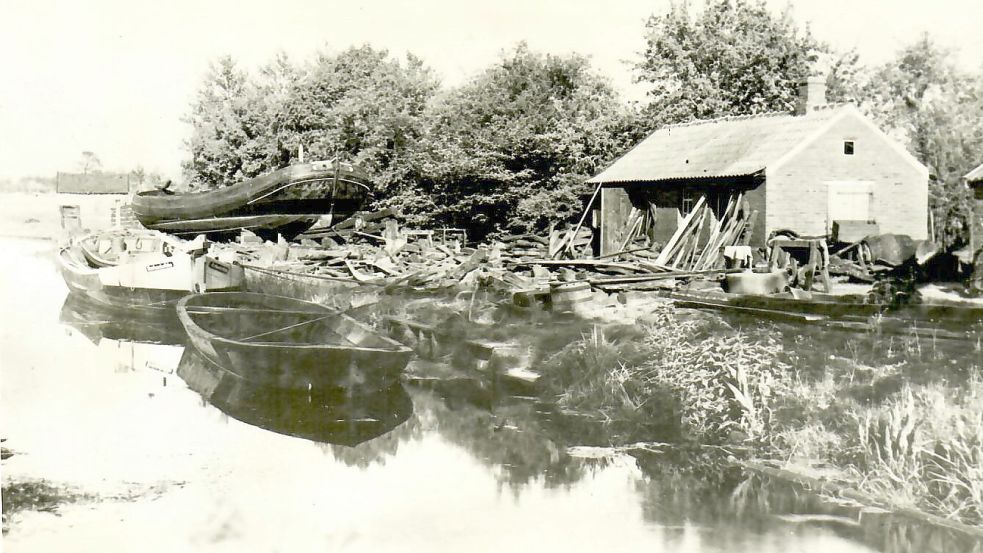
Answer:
top-left (57, 230), bottom-right (244, 313)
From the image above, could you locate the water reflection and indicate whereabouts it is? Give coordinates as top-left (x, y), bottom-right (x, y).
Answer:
top-left (177, 348), bottom-right (414, 447)
top-left (60, 292), bottom-right (186, 346)
top-left (9, 244), bottom-right (973, 552)
top-left (631, 447), bottom-right (983, 553)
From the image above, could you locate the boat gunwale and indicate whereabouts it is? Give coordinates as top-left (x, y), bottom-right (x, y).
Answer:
top-left (132, 163), bottom-right (372, 223)
top-left (177, 292), bottom-right (412, 355)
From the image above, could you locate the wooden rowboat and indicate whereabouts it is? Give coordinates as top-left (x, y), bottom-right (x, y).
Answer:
top-left (177, 348), bottom-right (413, 446)
top-left (176, 292), bottom-right (413, 392)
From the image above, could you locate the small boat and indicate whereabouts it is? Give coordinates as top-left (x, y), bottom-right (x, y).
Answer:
top-left (177, 292), bottom-right (413, 392)
top-left (177, 348), bottom-right (413, 446)
top-left (131, 161), bottom-right (371, 238)
top-left (58, 232), bottom-right (244, 312)
top-left (668, 288), bottom-right (983, 340)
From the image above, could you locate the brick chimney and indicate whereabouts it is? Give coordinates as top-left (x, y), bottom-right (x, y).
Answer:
top-left (795, 75), bottom-right (827, 115)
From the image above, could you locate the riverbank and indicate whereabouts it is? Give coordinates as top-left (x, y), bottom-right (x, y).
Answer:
top-left (527, 300), bottom-right (983, 531)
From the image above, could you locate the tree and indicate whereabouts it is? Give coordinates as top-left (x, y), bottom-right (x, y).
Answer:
top-left (861, 36), bottom-right (983, 247)
top-left (182, 47), bottom-right (439, 196)
top-left (287, 45), bottom-right (440, 198)
top-left (389, 44), bottom-right (637, 238)
top-left (634, 0), bottom-right (859, 129)
top-left (182, 56), bottom-right (258, 189)
top-left (79, 151), bottom-right (102, 174)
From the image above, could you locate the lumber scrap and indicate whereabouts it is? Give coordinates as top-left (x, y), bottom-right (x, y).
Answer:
top-left (555, 182), bottom-right (603, 258)
top-left (655, 196), bottom-right (707, 266)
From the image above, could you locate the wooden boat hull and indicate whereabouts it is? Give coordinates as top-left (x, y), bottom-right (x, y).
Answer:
top-left (57, 245), bottom-right (244, 311)
top-left (177, 348), bottom-right (413, 446)
top-left (132, 161), bottom-right (371, 225)
top-left (177, 292), bottom-right (413, 392)
top-left (669, 289), bottom-right (983, 340)
top-left (142, 214), bottom-right (319, 240)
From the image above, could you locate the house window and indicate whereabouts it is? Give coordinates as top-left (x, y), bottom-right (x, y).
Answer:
top-left (681, 193), bottom-right (696, 215)
top-left (844, 141), bottom-right (855, 155)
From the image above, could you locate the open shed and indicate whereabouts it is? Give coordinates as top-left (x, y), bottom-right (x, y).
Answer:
top-left (588, 78), bottom-right (929, 256)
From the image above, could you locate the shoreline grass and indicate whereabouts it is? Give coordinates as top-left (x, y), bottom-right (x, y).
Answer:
top-left (536, 302), bottom-right (983, 527)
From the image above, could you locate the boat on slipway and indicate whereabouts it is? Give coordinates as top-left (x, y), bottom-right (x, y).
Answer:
top-left (131, 160), bottom-right (372, 238)
top-left (176, 292), bottom-right (412, 392)
top-left (177, 348), bottom-right (413, 446)
top-left (58, 231), bottom-right (244, 313)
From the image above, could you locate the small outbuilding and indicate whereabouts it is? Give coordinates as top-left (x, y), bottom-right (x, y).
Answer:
top-left (55, 172), bottom-right (137, 231)
top-left (588, 78), bottom-right (929, 255)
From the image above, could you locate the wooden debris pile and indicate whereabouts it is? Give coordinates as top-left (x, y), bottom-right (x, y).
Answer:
top-left (647, 194), bottom-right (757, 271)
top-left (211, 198), bottom-right (755, 298)
top-left (496, 226), bottom-right (593, 262)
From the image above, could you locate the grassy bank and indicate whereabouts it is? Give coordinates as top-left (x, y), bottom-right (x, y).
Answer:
top-left (536, 302), bottom-right (983, 527)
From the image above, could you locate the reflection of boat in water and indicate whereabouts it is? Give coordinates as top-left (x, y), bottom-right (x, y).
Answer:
top-left (177, 292), bottom-right (412, 392)
top-left (59, 292), bottom-right (186, 380)
top-left (177, 348), bottom-right (413, 446)
top-left (131, 161), bottom-right (371, 239)
top-left (60, 292), bottom-right (187, 346)
top-left (57, 230), bottom-right (244, 312)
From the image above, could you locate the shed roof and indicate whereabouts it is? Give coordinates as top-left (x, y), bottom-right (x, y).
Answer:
top-left (965, 163), bottom-right (983, 184)
top-left (589, 105), bottom-right (849, 185)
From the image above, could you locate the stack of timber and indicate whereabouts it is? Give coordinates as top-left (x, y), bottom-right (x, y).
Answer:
top-left (649, 194), bottom-right (757, 271)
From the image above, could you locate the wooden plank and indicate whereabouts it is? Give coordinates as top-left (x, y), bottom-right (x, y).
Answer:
top-left (558, 182), bottom-right (603, 258)
top-left (654, 196), bottom-right (706, 266)
top-left (587, 267), bottom-right (742, 285)
top-left (696, 193), bottom-right (741, 270)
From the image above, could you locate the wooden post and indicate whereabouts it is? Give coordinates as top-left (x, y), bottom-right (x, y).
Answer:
top-left (559, 182), bottom-right (603, 258)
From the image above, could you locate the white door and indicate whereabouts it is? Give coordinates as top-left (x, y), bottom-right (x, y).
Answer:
top-left (826, 181), bottom-right (873, 233)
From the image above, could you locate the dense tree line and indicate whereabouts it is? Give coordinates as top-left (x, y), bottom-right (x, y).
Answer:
top-left (182, 0), bottom-right (983, 243)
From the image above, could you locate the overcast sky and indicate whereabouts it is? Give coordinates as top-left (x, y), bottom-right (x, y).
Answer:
top-left (2, 0), bottom-right (981, 181)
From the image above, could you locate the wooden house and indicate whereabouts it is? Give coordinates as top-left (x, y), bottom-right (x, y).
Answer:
top-left (588, 77), bottom-right (929, 256)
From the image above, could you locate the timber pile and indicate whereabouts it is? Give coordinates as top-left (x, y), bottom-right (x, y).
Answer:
top-left (211, 204), bottom-right (746, 298)
top-left (648, 194), bottom-right (756, 271)
top-left (498, 227), bottom-right (592, 261)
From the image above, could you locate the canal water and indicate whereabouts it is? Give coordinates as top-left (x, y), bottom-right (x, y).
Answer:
top-left (0, 237), bottom-right (976, 552)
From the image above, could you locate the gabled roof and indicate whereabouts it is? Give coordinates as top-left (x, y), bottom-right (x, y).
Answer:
top-left (966, 163), bottom-right (983, 184)
top-left (589, 104), bottom-right (854, 185)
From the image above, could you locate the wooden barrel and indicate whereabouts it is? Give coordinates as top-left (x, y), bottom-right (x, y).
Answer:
top-left (550, 281), bottom-right (593, 314)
